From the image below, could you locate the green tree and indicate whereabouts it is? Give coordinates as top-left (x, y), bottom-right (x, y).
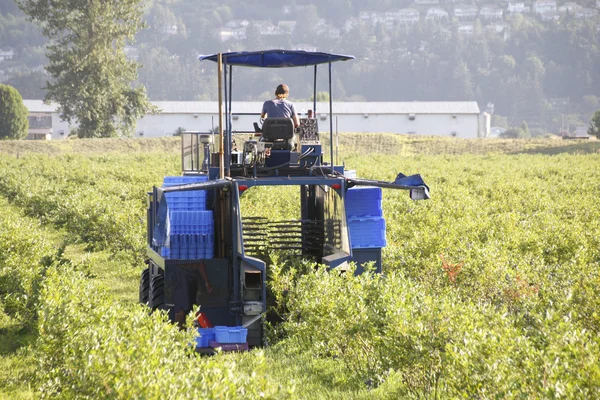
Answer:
top-left (18, 0), bottom-right (155, 138)
top-left (588, 110), bottom-right (600, 138)
top-left (0, 84), bottom-right (28, 140)
top-left (500, 127), bottom-right (525, 139)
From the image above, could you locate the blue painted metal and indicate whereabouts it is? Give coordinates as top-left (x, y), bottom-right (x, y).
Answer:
top-left (198, 49), bottom-right (354, 67)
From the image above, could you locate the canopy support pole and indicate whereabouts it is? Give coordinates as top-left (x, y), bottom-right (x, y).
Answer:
top-left (329, 61), bottom-right (334, 175)
top-left (228, 65), bottom-right (233, 176)
top-left (218, 54), bottom-right (224, 179)
top-left (313, 65), bottom-right (317, 115)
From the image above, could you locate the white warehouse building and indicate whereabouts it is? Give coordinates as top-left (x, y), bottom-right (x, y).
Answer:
top-left (23, 100), bottom-right (489, 140)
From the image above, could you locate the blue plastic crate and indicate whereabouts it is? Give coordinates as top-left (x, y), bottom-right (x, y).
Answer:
top-left (170, 210), bottom-right (214, 235)
top-left (214, 326), bottom-right (248, 344)
top-left (196, 328), bottom-right (216, 348)
top-left (345, 187), bottom-right (383, 218)
top-left (164, 192), bottom-right (207, 211)
top-left (163, 175), bottom-right (208, 186)
top-left (160, 247), bottom-right (170, 258)
top-left (168, 234), bottom-right (214, 260)
top-left (348, 217), bottom-right (386, 249)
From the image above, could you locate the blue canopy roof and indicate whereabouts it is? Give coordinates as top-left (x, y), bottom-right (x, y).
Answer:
top-left (198, 49), bottom-right (355, 68)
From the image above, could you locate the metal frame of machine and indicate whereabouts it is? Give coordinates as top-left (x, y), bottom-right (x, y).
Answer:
top-left (139, 50), bottom-right (430, 348)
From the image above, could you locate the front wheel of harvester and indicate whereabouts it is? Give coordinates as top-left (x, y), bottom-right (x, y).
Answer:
top-left (139, 267), bottom-right (150, 305)
top-left (149, 273), bottom-right (165, 310)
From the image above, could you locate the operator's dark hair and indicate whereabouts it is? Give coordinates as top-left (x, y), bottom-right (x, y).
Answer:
top-left (275, 84), bottom-right (289, 99)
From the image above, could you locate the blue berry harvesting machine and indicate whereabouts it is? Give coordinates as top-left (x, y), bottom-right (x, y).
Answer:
top-left (140, 50), bottom-right (430, 350)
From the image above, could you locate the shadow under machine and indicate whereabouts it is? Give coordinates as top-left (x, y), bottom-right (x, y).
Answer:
top-left (140, 50), bottom-right (430, 351)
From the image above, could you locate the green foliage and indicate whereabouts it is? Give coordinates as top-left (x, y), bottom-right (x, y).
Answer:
top-left (2, 136), bottom-right (600, 398)
top-left (0, 198), bottom-right (55, 330)
top-left (0, 84), bottom-right (28, 140)
top-left (499, 127), bottom-right (525, 138)
top-left (0, 153), bottom-right (179, 262)
top-left (18, 0), bottom-right (155, 138)
top-left (37, 266), bottom-right (292, 398)
top-left (588, 110), bottom-right (600, 138)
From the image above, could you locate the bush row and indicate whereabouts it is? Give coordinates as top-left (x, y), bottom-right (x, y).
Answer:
top-left (0, 154), bottom-right (178, 261)
top-left (274, 265), bottom-right (600, 398)
top-left (37, 266), bottom-right (292, 399)
top-left (0, 198), bottom-right (56, 330)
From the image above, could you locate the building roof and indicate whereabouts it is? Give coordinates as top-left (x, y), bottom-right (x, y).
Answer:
top-left (23, 100), bottom-right (57, 113)
top-left (23, 100), bottom-right (480, 115)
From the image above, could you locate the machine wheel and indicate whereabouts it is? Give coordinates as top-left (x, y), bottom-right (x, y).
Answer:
top-left (149, 273), bottom-right (165, 310)
top-left (139, 267), bottom-right (150, 305)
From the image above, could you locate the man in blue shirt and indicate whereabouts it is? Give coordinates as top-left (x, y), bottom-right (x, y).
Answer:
top-left (261, 83), bottom-right (300, 128)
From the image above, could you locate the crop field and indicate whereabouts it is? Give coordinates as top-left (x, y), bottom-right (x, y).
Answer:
top-left (1, 134), bottom-right (599, 399)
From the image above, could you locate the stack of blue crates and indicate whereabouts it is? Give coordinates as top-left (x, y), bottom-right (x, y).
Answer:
top-left (162, 176), bottom-right (214, 260)
top-left (345, 187), bottom-right (386, 248)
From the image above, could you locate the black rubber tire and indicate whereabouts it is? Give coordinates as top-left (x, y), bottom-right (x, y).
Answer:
top-left (149, 273), bottom-right (165, 310)
top-left (139, 267), bottom-right (150, 305)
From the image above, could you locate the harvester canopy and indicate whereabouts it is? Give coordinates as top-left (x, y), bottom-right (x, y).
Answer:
top-left (198, 49), bottom-right (355, 68)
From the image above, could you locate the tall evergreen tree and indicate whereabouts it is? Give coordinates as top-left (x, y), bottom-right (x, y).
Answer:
top-left (18, 0), bottom-right (155, 138)
top-left (0, 84), bottom-right (28, 140)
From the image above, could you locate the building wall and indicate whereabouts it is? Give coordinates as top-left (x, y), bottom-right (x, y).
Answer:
top-left (26, 101), bottom-right (484, 139)
top-left (134, 112), bottom-right (482, 138)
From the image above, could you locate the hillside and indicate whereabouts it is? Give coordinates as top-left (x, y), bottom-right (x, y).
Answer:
top-left (1, 0), bottom-right (599, 134)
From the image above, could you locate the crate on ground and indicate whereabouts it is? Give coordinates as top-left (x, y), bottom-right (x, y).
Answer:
top-left (345, 186), bottom-right (383, 218)
top-left (214, 326), bottom-right (248, 344)
top-left (196, 327), bottom-right (215, 348)
top-left (348, 216), bottom-right (386, 248)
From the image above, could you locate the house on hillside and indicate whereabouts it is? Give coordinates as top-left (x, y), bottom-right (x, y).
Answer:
top-left (540, 11), bottom-right (560, 20)
top-left (454, 4), bottom-right (478, 19)
top-left (458, 23), bottom-right (474, 34)
top-left (480, 5), bottom-right (503, 20)
top-left (426, 7), bottom-right (449, 19)
top-left (575, 8), bottom-right (599, 18)
top-left (277, 20), bottom-right (297, 34)
top-left (533, 0), bottom-right (557, 14)
top-left (0, 70), bottom-right (6, 82)
top-left (160, 24), bottom-right (178, 35)
top-left (396, 8), bottom-right (420, 24)
top-left (558, 2), bottom-right (581, 13)
top-left (251, 20), bottom-right (282, 36)
top-left (487, 23), bottom-right (506, 34)
top-left (0, 46), bottom-right (15, 61)
top-left (508, 2), bottom-right (525, 13)
top-left (124, 45), bottom-right (140, 61)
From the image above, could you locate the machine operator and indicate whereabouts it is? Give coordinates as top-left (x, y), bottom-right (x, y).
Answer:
top-left (261, 83), bottom-right (300, 128)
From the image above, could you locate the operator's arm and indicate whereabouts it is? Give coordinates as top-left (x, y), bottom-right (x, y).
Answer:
top-left (291, 103), bottom-right (300, 128)
top-left (261, 101), bottom-right (267, 119)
